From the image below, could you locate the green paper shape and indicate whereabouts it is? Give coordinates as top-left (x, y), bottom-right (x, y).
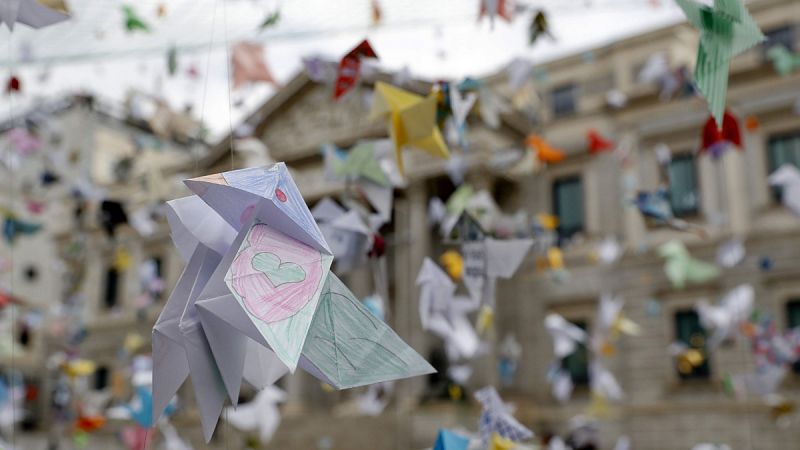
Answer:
top-left (767, 45), bottom-right (800, 76)
top-left (258, 11), bottom-right (281, 31)
top-left (167, 45), bottom-right (178, 76)
top-left (334, 142), bottom-right (390, 187)
top-left (252, 252), bottom-right (306, 286)
top-left (675, 0), bottom-right (765, 127)
top-left (446, 184), bottom-right (474, 216)
top-left (658, 240), bottom-right (721, 289)
top-left (123, 5), bottom-right (150, 33)
top-left (302, 273), bottom-right (435, 389)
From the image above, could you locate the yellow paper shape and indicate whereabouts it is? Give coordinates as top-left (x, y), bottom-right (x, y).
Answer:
top-left (490, 432), bottom-right (517, 450)
top-left (476, 305), bottom-right (494, 336)
top-left (536, 213), bottom-right (559, 230)
top-left (439, 250), bottom-right (464, 280)
top-left (113, 248), bottom-right (131, 271)
top-left (63, 359), bottom-right (96, 378)
top-left (547, 247), bottom-right (564, 271)
top-left (371, 82), bottom-right (449, 174)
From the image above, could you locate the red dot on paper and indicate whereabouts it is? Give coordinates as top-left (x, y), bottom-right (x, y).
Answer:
top-left (275, 188), bottom-right (287, 202)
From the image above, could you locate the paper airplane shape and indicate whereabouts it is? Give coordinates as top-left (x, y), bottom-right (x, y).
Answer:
top-left (334, 40), bottom-right (378, 100)
top-left (232, 41), bottom-right (278, 89)
top-left (1, 0), bottom-right (68, 30)
top-left (416, 258), bottom-right (481, 362)
top-left (769, 164), bottom-right (800, 216)
top-left (122, 5), bottom-right (149, 33)
top-left (433, 428), bottom-right (470, 450)
top-left (767, 45), bottom-right (800, 76)
top-left (475, 386), bottom-right (534, 444)
top-left (658, 240), bottom-right (721, 289)
top-left (461, 238), bottom-right (533, 304)
top-left (370, 81), bottom-right (450, 174)
top-left (153, 164), bottom-right (432, 442)
top-left (701, 111), bottom-right (741, 158)
top-left (675, 0), bottom-right (765, 127)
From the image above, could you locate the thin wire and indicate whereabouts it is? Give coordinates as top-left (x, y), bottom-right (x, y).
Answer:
top-left (222, 0), bottom-right (235, 171)
top-left (7, 30), bottom-right (17, 450)
top-left (198, 0), bottom-right (220, 175)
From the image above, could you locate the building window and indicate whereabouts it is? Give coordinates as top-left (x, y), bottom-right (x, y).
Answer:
top-left (94, 366), bottom-right (109, 391)
top-left (768, 132), bottom-right (800, 201)
top-left (762, 25), bottom-right (796, 56)
top-left (675, 310), bottom-right (711, 380)
top-left (552, 176), bottom-right (584, 244)
top-left (103, 268), bottom-right (120, 310)
top-left (551, 84), bottom-right (577, 117)
top-left (668, 154), bottom-right (699, 217)
top-left (561, 320), bottom-right (589, 385)
top-left (786, 300), bottom-right (800, 373)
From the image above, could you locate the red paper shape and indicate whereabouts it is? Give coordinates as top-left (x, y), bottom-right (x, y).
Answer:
top-left (6, 75), bottom-right (21, 94)
top-left (479, 0), bottom-right (514, 23)
top-left (333, 40), bottom-right (378, 100)
top-left (587, 129), bottom-right (615, 154)
top-left (701, 111), bottom-right (742, 153)
top-left (231, 41), bottom-right (278, 89)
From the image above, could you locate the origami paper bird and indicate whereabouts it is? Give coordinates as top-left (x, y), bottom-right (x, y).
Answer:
top-left (632, 188), bottom-right (707, 236)
top-left (767, 45), bottom-right (800, 76)
top-left (167, 45), bottom-right (178, 76)
top-left (675, 0), bottom-right (765, 127)
top-left (5, 75), bottom-right (21, 94)
top-left (696, 284), bottom-right (754, 349)
top-left (587, 129), bottom-right (614, 155)
top-left (318, 209), bottom-right (371, 274)
top-left (0, 0), bottom-right (68, 30)
top-left (370, 0), bottom-right (382, 26)
top-left (545, 313), bottom-right (587, 359)
top-left (232, 41), bottom-right (278, 89)
top-left (637, 53), bottom-right (682, 100)
top-left (7, 128), bottom-right (41, 155)
top-left (333, 142), bottom-right (391, 187)
top-left (768, 164), bottom-right (800, 216)
top-left (224, 385), bottom-right (286, 444)
top-left (529, 10), bottom-right (553, 46)
top-left (122, 5), bottom-right (149, 33)
top-left (593, 294), bottom-right (640, 356)
top-left (417, 258), bottom-right (481, 361)
top-left (153, 164), bottom-right (432, 442)
top-left (478, 86), bottom-right (511, 129)
top-left (594, 236), bottom-right (623, 265)
top-left (439, 250), bottom-right (464, 281)
top-left (527, 134), bottom-right (565, 164)
top-left (658, 240), bottom-right (721, 289)
top-left (701, 110), bottom-right (741, 158)
top-left (590, 361), bottom-right (624, 402)
top-left (461, 238), bottom-right (533, 305)
top-left (370, 81), bottom-right (450, 174)
top-left (433, 428), bottom-right (470, 450)
top-left (479, 0), bottom-right (514, 28)
top-left (474, 386), bottom-right (534, 444)
top-left (334, 40), bottom-right (378, 100)
top-left (450, 87), bottom-right (477, 131)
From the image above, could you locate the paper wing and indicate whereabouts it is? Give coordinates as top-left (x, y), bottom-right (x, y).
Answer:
top-left (301, 273), bottom-right (435, 389)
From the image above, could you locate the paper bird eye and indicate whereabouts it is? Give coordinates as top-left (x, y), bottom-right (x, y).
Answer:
top-left (275, 188), bottom-right (287, 202)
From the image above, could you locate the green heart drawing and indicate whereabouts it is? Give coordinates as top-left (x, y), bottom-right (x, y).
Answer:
top-left (252, 252), bottom-right (306, 286)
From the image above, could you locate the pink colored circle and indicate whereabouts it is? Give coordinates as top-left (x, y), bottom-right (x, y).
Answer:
top-left (275, 188), bottom-right (287, 202)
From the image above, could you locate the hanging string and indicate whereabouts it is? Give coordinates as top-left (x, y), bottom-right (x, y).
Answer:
top-left (198, 0), bottom-right (220, 175)
top-left (222, 0), bottom-right (236, 171)
top-left (6, 30), bottom-right (17, 450)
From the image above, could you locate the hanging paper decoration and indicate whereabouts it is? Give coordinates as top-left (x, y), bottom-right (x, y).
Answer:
top-left (768, 164), bottom-right (800, 216)
top-left (232, 41), bottom-right (278, 88)
top-left (433, 428), bottom-right (470, 450)
top-left (700, 110), bottom-right (741, 158)
top-left (527, 134), bottom-right (565, 164)
top-left (152, 164), bottom-right (433, 442)
top-left (3, 212), bottom-right (42, 243)
top-left (479, 0), bottom-right (514, 28)
top-left (371, 0), bottom-right (382, 26)
top-left (122, 5), bottom-right (150, 33)
top-left (6, 75), bottom-right (21, 94)
top-left (587, 129), bottom-right (614, 155)
top-left (257, 10), bottom-right (281, 31)
top-left (7, 128), bottom-right (41, 155)
top-left (0, 0), bottom-right (69, 30)
top-left (333, 40), bottom-right (379, 100)
top-left (528, 10), bottom-right (553, 46)
top-left (224, 385), bottom-right (286, 445)
top-left (766, 45), bottom-right (800, 76)
top-left (674, 0), bottom-right (765, 127)
top-left (474, 386), bottom-right (534, 445)
top-left (166, 45), bottom-right (178, 76)
top-left (370, 81), bottom-right (450, 174)
top-left (658, 240), bottom-right (721, 289)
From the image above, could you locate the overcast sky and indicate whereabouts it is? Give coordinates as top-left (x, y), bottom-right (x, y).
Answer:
top-left (1, 0), bottom-right (688, 139)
